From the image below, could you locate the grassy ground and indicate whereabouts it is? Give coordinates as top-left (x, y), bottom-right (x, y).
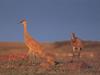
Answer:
top-left (0, 41), bottom-right (100, 75)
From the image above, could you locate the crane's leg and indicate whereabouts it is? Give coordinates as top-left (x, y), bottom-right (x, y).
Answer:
top-left (77, 47), bottom-right (81, 59)
top-left (71, 47), bottom-right (76, 62)
top-left (72, 47), bottom-right (76, 57)
top-left (71, 47), bottom-right (81, 62)
top-left (27, 49), bottom-right (37, 64)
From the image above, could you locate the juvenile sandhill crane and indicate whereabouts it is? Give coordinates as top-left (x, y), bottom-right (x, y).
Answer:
top-left (20, 19), bottom-right (55, 67)
top-left (70, 32), bottom-right (83, 61)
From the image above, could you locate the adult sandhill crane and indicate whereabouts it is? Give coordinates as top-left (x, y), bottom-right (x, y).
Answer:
top-left (20, 19), bottom-right (43, 55)
top-left (20, 18), bottom-right (55, 67)
top-left (70, 32), bottom-right (83, 60)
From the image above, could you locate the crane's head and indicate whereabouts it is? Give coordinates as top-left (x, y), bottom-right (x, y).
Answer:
top-left (71, 32), bottom-right (77, 39)
top-left (71, 32), bottom-right (75, 36)
top-left (20, 18), bottom-right (27, 25)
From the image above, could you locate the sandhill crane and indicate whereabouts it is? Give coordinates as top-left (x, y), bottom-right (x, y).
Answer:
top-left (70, 32), bottom-right (84, 61)
top-left (20, 18), bottom-right (55, 68)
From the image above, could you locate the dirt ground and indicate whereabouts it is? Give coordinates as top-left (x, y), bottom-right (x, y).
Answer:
top-left (0, 41), bottom-right (100, 75)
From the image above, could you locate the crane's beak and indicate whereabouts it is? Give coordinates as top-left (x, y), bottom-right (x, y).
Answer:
top-left (19, 18), bottom-right (27, 25)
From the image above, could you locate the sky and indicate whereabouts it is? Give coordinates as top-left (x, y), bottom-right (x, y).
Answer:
top-left (0, 0), bottom-right (100, 42)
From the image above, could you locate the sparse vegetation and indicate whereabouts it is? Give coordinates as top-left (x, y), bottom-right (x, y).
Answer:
top-left (0, 41), bottom-right (100, 75)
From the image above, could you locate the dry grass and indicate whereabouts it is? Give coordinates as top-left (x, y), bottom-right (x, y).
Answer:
top-left (0, 41), bottom-right (100, 75)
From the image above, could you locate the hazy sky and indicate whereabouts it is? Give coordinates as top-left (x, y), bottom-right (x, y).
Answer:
top-left (0, 0), bottom-right (100, 42)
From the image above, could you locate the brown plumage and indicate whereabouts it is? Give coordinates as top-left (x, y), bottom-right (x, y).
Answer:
top-left (70, 32), bottom-right (84, 58)
top-left (20, 19), bottom-right (55, 66)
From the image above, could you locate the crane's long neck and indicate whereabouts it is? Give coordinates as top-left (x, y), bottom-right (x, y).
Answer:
top-left (24, 23), bottom-right (27, 34)
top-left (23, 22), bottom-right (28, 42)
top-left (22, 21), bottom-right (28, 35)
